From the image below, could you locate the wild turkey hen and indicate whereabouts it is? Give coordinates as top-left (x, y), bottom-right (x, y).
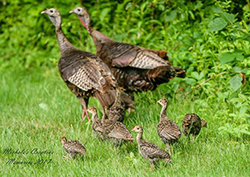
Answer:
top-left (70, 7), bottom-right (186, 98)
top-left (132, 125), bottom-right (171, 168)
top-left (60, 137), bottom-right (86, 158)
top-left (157, 98), bottom-right (181, 156)
top-left (41, 8), bottom-right (133, 120)
top-left (182, 113), bottom-right (207, 141)
top-left (88, 107), bottom-right (133, 148)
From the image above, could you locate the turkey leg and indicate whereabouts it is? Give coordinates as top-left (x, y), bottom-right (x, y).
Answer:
top-left (78, 97), bottom-right (90, 121)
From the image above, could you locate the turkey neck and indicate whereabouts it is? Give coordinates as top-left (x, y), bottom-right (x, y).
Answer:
top-left (160, 104), bottom-right (169, 120)
top-left (91, 29), bottom-right (113, 52)
top-left (55, 27), bottom-right (76, 55)
top-left (78, 15), bottom-right (113, 55)
top-left (136, 131), bottom-right (143, 145)
top-left (91, 112), bottom-right (98, 123)
top-left (114, 90), bottom-right (122, 105)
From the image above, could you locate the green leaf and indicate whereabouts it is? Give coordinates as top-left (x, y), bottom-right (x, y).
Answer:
top-left (125, 2), bottom-right (132, 10)
top-left (219, 52), bottom-right (235, 64)
top-left (100, 8), bottom-right (110, 22)
top-left (158, 4), bottom-right (165, 11)
top-left (229, 75), bottom-right (242, 91)
top-left (240, 129), bottom-right (250, 136)
top-left (220, 12), bottom-right (235, 24)
top-left (165, 10), bottom-right (177, 22)
top-left (232, 67), bottom-right (242, 72)
top-left (149, 19), bottom-right (162, 26)
top-left (212, 6), bottom-right (222, 13)
top-left (208, 18), bottom-right (227, 32)
top-left (184, 78), bottom-right (196, 85)
top-left (191, 72), bottom-right (200, 80)
top-left (240, 105), bottom-right (248, 116)
top-left (140, 2), bottom-right (148, 12)
top-left (191, 71), bottom-right (204, 80)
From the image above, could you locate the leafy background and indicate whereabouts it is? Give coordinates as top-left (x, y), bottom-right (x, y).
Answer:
top-left (0, 0), bottom-right (250, 176)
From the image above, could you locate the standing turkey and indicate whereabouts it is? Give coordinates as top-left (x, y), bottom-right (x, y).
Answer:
top-left (70, 7), bottom-right (186, 100)
top-left (157, 98), bottom-right (181, 156)
top-left (41, 8), bottom-right (133, 120)
top-left (182, 113), bottom-right (207, 141)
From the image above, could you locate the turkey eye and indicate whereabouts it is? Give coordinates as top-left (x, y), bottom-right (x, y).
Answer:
top-left (77, 8), bottom-right (81, 12)
top-left (50, 10), bottom-right (54, 13)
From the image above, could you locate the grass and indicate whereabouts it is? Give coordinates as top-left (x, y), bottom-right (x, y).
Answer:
top-left (0, 68), bottom-right (249, 177)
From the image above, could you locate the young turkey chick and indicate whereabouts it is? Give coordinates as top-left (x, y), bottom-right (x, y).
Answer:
top-left (88, 107), bottom-right (133, 148)
top-left (157, 98), bottom-right (181, 156)
top-left (107, 88), bottom-right (126, 122)
top-left (87, 107), bottom-right (105, 140)
top-left (102, 119), bottom-right (134, 148)
top-left (60, 137), bottom-right (86, 159)
top-left (132, 125), bottom-right (171, 168)
top-left (182, 113), bottom-right (207, 141)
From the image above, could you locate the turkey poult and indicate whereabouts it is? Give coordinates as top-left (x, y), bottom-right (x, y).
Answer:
top-left (41, 8), bottom-right (133, 121)
top-left (88, 107), bottom-right (133, 148)
top-left (107, 88), bottom-right (126, 122)
top-left (132, 125), bottom-right (171, 169)
top-left (182, 113), bottom-right (207, 141)
top-left (60, 137), bottom-right (86, 158)
top-left (157, 98), bottom-right (181, 156)
top-left (87, 107), bottom-right (105, 140)
top-left (70, 7), bottom-right (186, 100)
top-left (103, 119), bottom-right (134, 148)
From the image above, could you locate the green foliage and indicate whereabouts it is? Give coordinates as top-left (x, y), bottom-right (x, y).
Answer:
top-left (0, 0), bottom-right (250, 167)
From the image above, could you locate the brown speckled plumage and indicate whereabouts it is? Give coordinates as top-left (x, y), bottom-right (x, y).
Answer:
top-left (70, 7), bottom-right (186, 97)
top-left (182, 113), bottom-right (207, 140)
top-left (157, 98), bottom-right (181, 155)
top-left (60, 137), bottom-right (86, 158)
top-left (132, 125), bottom-right (171, 168)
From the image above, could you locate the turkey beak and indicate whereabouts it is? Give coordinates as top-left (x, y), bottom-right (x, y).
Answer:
top-left (69, 10), bottom-right (73, 14)
top-left (41, 10), bottom-right (47, 14)
top-left (131, 127), bottom-right (136, 132)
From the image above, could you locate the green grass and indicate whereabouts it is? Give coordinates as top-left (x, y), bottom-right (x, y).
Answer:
top-left (0, 68), bottom-right (249, 177)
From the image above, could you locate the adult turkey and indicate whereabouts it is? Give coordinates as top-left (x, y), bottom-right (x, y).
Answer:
top-left (70, 7), bottom-right (186, 99)
top-left (41, 8), bottom-right (133, 121)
